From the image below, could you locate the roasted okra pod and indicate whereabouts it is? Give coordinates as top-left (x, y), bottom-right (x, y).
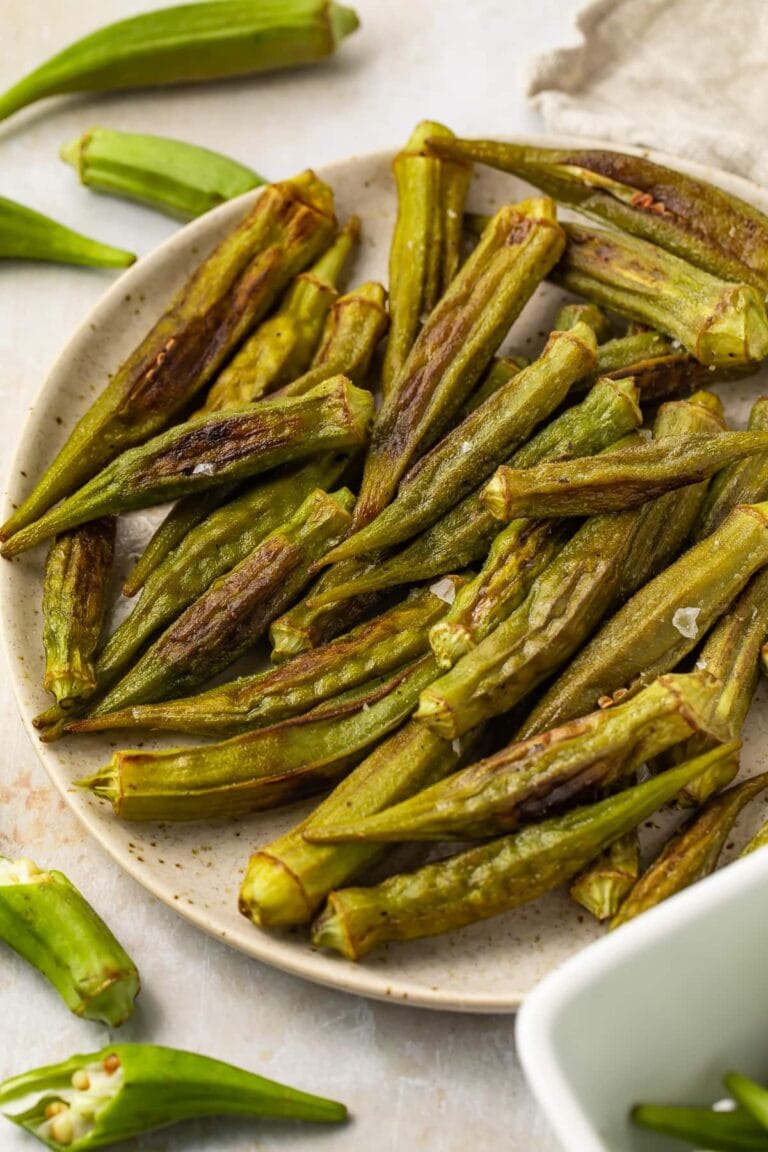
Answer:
top-left (695, 395), bottom-right (768, 540)
top-left (0, 857), bottom-right (138, 1026)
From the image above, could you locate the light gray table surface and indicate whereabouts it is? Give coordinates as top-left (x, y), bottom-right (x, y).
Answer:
top-left (0, 3), bottom-right (583, 1148)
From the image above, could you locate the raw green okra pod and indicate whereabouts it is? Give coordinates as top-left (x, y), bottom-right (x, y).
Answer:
top-left (0, 857), bottom-right (139, 1028)
top-left (0, 0), bottom-right (359, 124)
top-left (42, 519), bottom-right (115, 707)
top-left (350, 197), bottom-right (566, 534)
top-left (240, 720), bottom-right (472, 928)
top-left (569, 832), bottom-right (640, 922)
top-left (277, 281), bottom-right (389, 397)
top-left (77, 656), bottom-right (440, 821)
top-left (0, 195), bottom-right (134, 268)
top-left (382, 121), bottom-right (472, 396)
top-left (695, 396), bottom-right (768, 540)
top-left (0, 1044), bottom-right (345, 1150)
top-left (481, 431), bottom-right (768, 523)
top-left (69, 580), bottom-right (464, 739)
top-left (611, 767), bottom-right (768, 929)
top-left (311, 672), bottom-right (724, 842)
top-left (427, 136), bottom-right (768, 292)
top-left (2, 377), bottom-right (372, 558)
top-left (554, 221), bottom-right (768, 367)
top-left (727, 1072), bottom-right (768, 1136)
top-left (311, 745), bottom-right (732, 959)
top-left (519, 501), bottom-right (768, 736)
top-left (320, 323), bottom-right (597, 567)
top-left (0, 170), bottom-right (336, 544)
top-left (61, 127), bottom-right (266, 220)
top-left (308, 375), bottom-right (642, 609)
top-left (200, 217), bottom-right (360, 412)
top-left (87, 488), bottom-right (354, 718)
top-left (632, 1101), bottom-right (768, 1151)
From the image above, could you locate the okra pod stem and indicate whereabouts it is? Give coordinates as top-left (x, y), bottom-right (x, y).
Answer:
top-left (695, 396), bottom-right (768, 540)
top-left (42, 519), bottom-right (115, 707)
top-left (88, 488), bottom-right (354, 717)
top-left (350, 198), bottom-right (566, 533)
top-left (0, 0), bottom-right (359, 124)
top-left (0, 170), bottom-right (337, 542)
top-left (611, 767), bottom-right (768, 929)
top-left (311, 672), bottom-right (724, 842)
top-left (320, 323), bottom-right (597, 566)
top-left (61, 126), bottom-right (266, 220)
top-left (482, 431), bottom-right (768, 523)
top-left (569, 832), bottom-right (640, 922)
top-left (554, 222), bottom-right (768, 367)
top-left (0, 1044), bottom-right (346, 1149)
top-left (382, 121), bottom-right (472, 396)
top-left (311, 745), bottom-right (734, 959)
top-left (2, 377), bottom-right (372, 557)
top-left (0, 195), bottom-right (134, 268)
top-left (0, 856), bottom-right (139, 1026)
top-left (428, 136), bottom-right (768, 292)
top-left (76, 656), bottom-right (440, 821)
top-left (631, 1103), bottom-right (768, 1150)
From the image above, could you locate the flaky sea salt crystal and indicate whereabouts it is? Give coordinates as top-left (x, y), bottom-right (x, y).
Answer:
top-left (429, 577), bottom-right (456, 605)
top-left (695, 658), bottom-right (708, 671)
top-left (447, 209), bottom-right (458, 219)
top-left (713, 1098), bottom-right (738, 1113)
top-left (672, 606), bottom-right (701, 639)
top-left (451, 738), bottom-right (461, 755)
top-left (461, 441), bottom-right (472, 454)
top-left (191, 462), bottom-right (216, 476)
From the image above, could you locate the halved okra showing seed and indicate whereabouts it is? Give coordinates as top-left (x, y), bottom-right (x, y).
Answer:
top-left (0, 857), bottom-right (139, 1026)
top-left (42, 519), bottom-right (115, 708)
top-left (0, 170), bottom-right (337, 543)
top-left (311, 744), bottom-right (736, 959)
top-left (0, 1044), bottom-right (346, 1149)
top-left (2, 377), bottom-right (372, 557)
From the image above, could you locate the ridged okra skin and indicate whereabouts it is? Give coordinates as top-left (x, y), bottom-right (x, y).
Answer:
top-left (76, 656), bottom-right (440, 821)
top-left (349, 197), bottom-right (566, 534)
top-left (0, 857), bottom-right (139, 1026)
top-left (42, 518), bottom-right (115, 707)
top-left (61, 126), bottom-right (266, 220)
top-left (554, 222), bottom-right (768, 367)
top-left (382, 121), bottom-right (472, 396)
top-left (0, 170), bottom-right (337, 543)
top-left (427, 136), bottom-right (768, 292)
top-left (611, 768), bottom-right (768, 929)
top-left (0, 0), bottom-right (360, 123)
top-left (2, 377), bottom-right (372, 557)
top-left (695, 395), bottom-right (768, 541)
top-left (311, 748), bottom-right (730, 959)
top-left (0, 195), bottom-right (135, 267)
top-left (88, 488), bottom-right (355, 718)
top-left (0, 1043), bottom-right (346, 1149)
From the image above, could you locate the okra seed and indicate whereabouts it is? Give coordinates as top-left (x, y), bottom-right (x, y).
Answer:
top-left (44, 1101), bottom-right (67, 1118)
top-left (50, 1110), bottom-right (74, 1145)
top-left (103, 1053), bottom-right (121, 1074)
top-left (71, 1069), bottom-right (90, 1090)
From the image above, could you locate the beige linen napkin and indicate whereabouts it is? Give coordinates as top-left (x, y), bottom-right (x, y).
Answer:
top-left (527, 0), bottom-right (768, 185)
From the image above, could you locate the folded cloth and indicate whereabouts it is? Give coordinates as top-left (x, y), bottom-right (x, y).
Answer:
top-left (527, 0), bottom-right (768, 186)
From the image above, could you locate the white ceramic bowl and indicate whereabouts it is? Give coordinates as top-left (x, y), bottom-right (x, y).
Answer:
top-left (516, 848), bottom-right (768, 1150)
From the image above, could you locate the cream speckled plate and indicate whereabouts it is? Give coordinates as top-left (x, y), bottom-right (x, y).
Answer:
top-left (3, 139), bottom-right (768, 1012)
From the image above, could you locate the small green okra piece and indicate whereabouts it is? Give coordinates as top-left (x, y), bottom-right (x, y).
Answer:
top-left (67, 580), bottom-right (464, 738)
top-left (0, 195), bottom-right (134, 268)
top-left (43, 519), bottom-right (115, 707)
top-left (0, 170), bottom-right (336, 544)
top-left (554, 222), bottom-right (768, 367)
top-left (591, 329), bottom-right (747, 403)
top-left (727, 1072), bottom-right (768, 1133)
top-left (240, 719), bottom-right (473, 928)
top-left (61, 126), bottom-right (266, 220)
top-left (695, 396), bottom-right (768, 541)
top-left (553, 301), bottom-right (610, 340)
top-left (312, 745), bottom-right (733, 959)
top-left (308, 375), bottom-right (642, 610)
top-left (0, 857), bottom-right (139, 1028)
top-left (0, 1044), bottom-right (346, 1149)
top-left (427, 136), bottom-right (768, 293)
top-left (741, 816), bottom-right (768, 857)
top-left (482, 431), bottom-right (768, 523)
top-left (519, 501), bottom-right (768, 736)
top-left (631, 1102), bottom-right (768, 1151)
top-left (611, 766), bottom-right (768, 929)
top-left (311, 672), bottom-right (724, 842)
top-left (319, 323), bottom-right (597, 567)
top-left (200, 216), bottom-right (360, 412)
top-left (2, 378), bottom-right (372, 558)
top-left (86, 489), bottom-right (354, 718)
top-left (0, 0), bottom-right (359, 125)
top-left (77, 656), bottom-right (440, 821)
top-left (382, 121), bottom-right (472, 397)
top-left (569, 831), bottom-right (640, 922)
top-left (349, 197), bottom-right (566, 534)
